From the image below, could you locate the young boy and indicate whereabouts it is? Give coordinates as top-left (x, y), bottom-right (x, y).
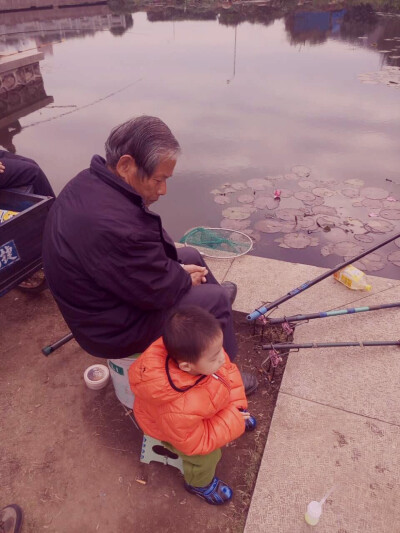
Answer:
top-left (129, 305), bottom-right (256, 505)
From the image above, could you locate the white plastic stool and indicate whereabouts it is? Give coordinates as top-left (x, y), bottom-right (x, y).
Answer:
top-left (140, 435), bottom-right (184, 474)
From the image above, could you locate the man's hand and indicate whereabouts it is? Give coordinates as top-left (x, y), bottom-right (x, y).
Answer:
top-left (181, 264), bottom-right (208, 286)
top-left (0, 161), bottom-right (5, 173)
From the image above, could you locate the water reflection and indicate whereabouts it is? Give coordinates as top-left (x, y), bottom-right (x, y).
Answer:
top-left (0, 1), bottom-right (399, 277)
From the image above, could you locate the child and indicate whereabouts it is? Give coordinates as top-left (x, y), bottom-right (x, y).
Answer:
top-left (129, 305), bottom-right (256, 505)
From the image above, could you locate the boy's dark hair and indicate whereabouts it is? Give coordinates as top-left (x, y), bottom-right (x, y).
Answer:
top-left (163, 305), bottom-right (222, 364)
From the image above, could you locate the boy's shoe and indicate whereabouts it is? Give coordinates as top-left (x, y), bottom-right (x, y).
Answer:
top-left (245, 415), bottom-right (257, 432)
top-left (221, 281), bottom-right (237, 306)
top-left (240, 371), bottom-right (258, 396)
top-left (184, 477), bottom-right (233, 505)
top-left (0, 504), bottom-right (23, 533)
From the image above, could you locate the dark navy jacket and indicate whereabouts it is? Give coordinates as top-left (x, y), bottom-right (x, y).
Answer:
top-left (42, 155), bottom-right (191, 358)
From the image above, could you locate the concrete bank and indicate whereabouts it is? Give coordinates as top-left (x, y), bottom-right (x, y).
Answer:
top-left (207, 254), bottom-right (400, 533)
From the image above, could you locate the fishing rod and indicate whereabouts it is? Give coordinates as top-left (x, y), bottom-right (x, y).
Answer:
top-left (266, 302), bottom-right (400, 325)
top-left (42, 332), bottom-right (73, 356)
top-left (263, 340), bottom-right (400, 351)
top-left (247, 230), bottom-right (400, 322)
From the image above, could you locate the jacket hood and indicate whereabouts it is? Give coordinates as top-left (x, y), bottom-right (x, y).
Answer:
top-left (129, 337), bottom-right (208, 405)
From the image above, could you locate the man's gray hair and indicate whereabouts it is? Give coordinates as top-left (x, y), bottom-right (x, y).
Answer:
top-left (105, 116), bottom-right (181, 178)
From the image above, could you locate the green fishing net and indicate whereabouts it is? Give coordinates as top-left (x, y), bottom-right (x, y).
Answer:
top-left (179, 227), bottom-right (252, 258)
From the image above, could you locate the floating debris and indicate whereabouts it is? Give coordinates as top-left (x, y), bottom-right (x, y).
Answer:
top-left (358, 66), bottom-right (400, 88)
top-left (211, 189), bottom-right (223, 195)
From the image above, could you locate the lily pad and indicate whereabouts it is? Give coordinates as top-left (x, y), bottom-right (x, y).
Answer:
top-left (294, 191), bottom-right (316, 203)
top-left (254, 196), bottom-right (279, 210)
top-left (316, 215), bottom-right (340, 229)
top-left (282, 232), bottom-right (312, 249)
top-left (332, 241), bottom-right (365, 257)
top-left (312, 205), bottom-right (337, 216)
top-left (299, 217), bottom-right (318, 231)
top-left (220, 218), bottom-right (251, 230)
top-left (365, 219), bottom-right (395, 233)
top-left (354, 234), bottom-right (374, 243)
top-left (211, 189), bottom-right (223, 195)
top-left (388, 250), bottom-right (400, 267)
top-left (214, 195), bottom-right (230, 205)
top-left (361, 187), bottom-right (389, 200)
top-left (353, 253), bottom-right (386, 272)
top-left (341, 218), bottom-right (367, 235)
top-left (395, 237), bottom-right (400, 248)
top-left (323, 227), bottom-right (351, 242)
top-left (247, 178), bottom-right (268, 191)
top-left (361, 198), bottom-right (383, 209)
top-left (222, 206), bottom-right (252, 220)
top-left (254, 219), bottom-right (295, 234)
top-left (222, 187), bottom-right (237, 194)
top-left (284, 173), bottom-right (299, 180)
top-left (341, 188), bottom-right (360, 198)
top-left (231, 182), bottom-right (247, 191)
top-left (313, 187), bottom-right (335, 198)
top-left (298, 180), bottom-right (316, 189)
top-left (238, 194), bottom-right (255, 204)
top-left (279, 189), bottom-right (293, 198)
top-left (379, 208), bottom-right (400, 220)
top-left (276, 208), bottom-right (305, 221)
top-left (345, 179), bottom-right (364, 188)
top-left (291, 165), bottom-right (311, 178)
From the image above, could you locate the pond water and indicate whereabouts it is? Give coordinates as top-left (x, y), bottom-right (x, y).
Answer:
top-left (1, 2), bottom-right (400, 278)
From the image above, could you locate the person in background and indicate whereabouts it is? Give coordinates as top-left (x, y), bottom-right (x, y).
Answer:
top-left (129, 306), bottom-right (257, 505)
top-left (42, 115), bottom-right (257, 394)
top-left (0, 150), bottom-right (55, 197)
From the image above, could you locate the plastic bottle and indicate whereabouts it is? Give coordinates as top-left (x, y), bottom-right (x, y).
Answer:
top-left (305, 501), bottom-right (322, 526)
top-left (334, 264), bottom-right (371, 291)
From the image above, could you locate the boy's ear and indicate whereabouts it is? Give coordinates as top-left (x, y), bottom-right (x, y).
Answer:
top-left (178, 361), bottom-right (192, 373)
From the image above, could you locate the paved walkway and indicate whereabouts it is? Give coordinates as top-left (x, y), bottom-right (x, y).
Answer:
top-left (206, 254), bottom-right (400, 533)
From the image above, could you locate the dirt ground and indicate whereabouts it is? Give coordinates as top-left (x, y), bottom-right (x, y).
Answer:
top-left (0, 288), bottom-right (289, 533)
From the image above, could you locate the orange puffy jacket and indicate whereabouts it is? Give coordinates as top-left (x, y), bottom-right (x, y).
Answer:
top-left (129, 337), bottom-right (247, 456)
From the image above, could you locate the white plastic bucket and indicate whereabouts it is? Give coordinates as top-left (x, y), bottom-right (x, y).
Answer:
top-left (107, 353), bottom-right (141, 408)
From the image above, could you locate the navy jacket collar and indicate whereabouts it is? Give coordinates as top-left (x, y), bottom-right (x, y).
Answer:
top-left (90, 154), bottom-right (145, 208)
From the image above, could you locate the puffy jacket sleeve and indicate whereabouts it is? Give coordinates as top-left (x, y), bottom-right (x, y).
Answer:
top-left (85, 226), bottom-right (191, 310)
top-left (158, 403), bottom-right (245, 456)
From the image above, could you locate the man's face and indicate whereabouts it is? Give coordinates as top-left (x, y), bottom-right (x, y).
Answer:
top-left (125, 157), bottom-right (176, 206)
top-left (185, 332), bottom-right (225, 376)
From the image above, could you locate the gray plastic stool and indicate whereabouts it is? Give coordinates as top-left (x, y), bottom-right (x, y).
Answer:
top-left (140, 435), bottom-right (184, 474)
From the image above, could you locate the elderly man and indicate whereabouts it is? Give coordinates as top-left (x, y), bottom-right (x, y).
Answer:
top-left (42, 116), bottom-right (257, 394)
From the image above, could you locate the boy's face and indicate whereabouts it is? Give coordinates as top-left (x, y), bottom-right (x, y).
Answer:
top-left (179, 331), bottom-right (225, 376)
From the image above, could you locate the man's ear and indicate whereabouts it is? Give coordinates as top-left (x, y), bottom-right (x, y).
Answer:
top-left (115, 154), bottom-right (137, 181)
top-left (178, 361), bottom-right (192, 373)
